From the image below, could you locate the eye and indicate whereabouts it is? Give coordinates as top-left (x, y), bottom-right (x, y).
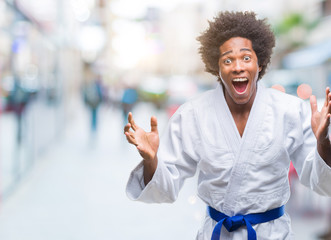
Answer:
top-left (224, 58), bottom-right (232, 64)
top-left (243, 56), bottom-right (251, 61)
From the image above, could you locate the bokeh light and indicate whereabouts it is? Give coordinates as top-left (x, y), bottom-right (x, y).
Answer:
top-left (271, 84), bottom-right (286, 93)
top-left (297, 83), bottom-right (312, 99)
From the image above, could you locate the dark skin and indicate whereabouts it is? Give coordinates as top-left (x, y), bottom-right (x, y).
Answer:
top-left (310, 88), bottom-right (331, 166)
top-left (124, 113), bottom-right (159, 184)
top-left (124, 37), bottom-right (331, 185)
top-left (218, 37), bottom-right (261, 137)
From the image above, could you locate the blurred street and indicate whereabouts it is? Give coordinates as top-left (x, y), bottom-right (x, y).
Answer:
top-left (1, 0), bottom-right (331, 239)
top-left (0, 101), bottom-right (207, 240)
top-left (0, 101), bottom-right (330, 240)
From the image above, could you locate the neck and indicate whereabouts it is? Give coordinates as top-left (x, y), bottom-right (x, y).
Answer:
top-left (228, 99), bottom-right (253, 116)
top-left (222, 85), bottom-right (257, 137)
top-left (223, 86), bottom-right (257, 116)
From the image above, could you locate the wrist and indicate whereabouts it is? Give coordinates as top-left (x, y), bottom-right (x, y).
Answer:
top-left (143, 156), bottom-right (158, 185)
top-left (317, 137), bottom-right (331, 166)
top-left (143, 155), bottom-right (158, 166)
top-left (317, 136), bottom-right (331, 147)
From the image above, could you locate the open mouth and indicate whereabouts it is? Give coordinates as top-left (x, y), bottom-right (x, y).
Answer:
top-left (232, 78), bottom-right (248, 94)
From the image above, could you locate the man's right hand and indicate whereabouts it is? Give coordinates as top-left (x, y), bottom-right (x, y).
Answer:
top-left (124, 112), bottom-right (159, 163)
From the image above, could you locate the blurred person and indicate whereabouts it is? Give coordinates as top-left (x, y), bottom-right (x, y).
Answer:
top-left (83, 75), bottom-right (104, 134)
top-left (6, 77), bottom-right (32, 144)
top-left (121, 85), bottom-right (138, 123)
top-left (124, 11), bottom-right (331, 240)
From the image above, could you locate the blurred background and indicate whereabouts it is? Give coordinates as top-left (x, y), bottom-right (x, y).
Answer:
top-left (0, 0), bottom-right (331, 239)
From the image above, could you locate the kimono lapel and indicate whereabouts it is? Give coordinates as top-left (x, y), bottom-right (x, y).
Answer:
top-left (213, 82), bottom-right (267, 215)
top-left (213, 84), bottom-right (241, 153)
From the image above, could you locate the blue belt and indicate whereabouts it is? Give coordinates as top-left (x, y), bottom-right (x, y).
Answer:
top-left (208, 205), bottom-right (285, 240)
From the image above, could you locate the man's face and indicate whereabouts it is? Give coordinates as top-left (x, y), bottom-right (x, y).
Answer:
top-left (218, 37), bottom-right (261, 106)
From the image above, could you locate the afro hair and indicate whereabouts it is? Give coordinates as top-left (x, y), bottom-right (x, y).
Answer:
top-left (197, 11), bottom-right (275, 81)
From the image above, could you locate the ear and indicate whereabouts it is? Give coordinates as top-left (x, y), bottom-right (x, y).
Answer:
top-left (259, 66), bottom-right (262, 72)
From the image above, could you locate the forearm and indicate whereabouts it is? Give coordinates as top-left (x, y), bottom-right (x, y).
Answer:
top-left (143, 157), bottom-right (158, 185)
top-left (317, 137), bottom-right (331, 167)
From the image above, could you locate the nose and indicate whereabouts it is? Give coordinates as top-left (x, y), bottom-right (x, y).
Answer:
top-left (232, 59), bottom-right (244, 73)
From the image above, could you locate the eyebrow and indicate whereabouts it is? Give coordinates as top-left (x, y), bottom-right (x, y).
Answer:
top-left (220, 48), bottom-right (252, 57)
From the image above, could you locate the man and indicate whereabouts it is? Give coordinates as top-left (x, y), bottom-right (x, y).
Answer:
top-left (124, 11), bottom-right (331, 239)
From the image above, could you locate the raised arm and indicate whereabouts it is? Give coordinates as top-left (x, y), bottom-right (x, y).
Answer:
top-left (310, 87), bottom-right (331, 166)
top-left (124, 112), bottom-right (159, 185)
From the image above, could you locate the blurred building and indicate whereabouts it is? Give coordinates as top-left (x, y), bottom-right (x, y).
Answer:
top-left (1, 0), bottom-right (331, 206)
top-left (267, 0), bottom-right (331, 97)
top-left (0, 0), bottom-right (95, 200)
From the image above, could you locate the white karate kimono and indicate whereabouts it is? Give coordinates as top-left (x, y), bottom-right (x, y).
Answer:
top-left (126, 82), bottom-right (331, 239)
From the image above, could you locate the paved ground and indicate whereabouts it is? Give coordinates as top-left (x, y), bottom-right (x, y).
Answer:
top-left (0, 101), bottom-right (330, 240)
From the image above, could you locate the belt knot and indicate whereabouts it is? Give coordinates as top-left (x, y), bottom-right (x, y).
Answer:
top-left (224, 215), bottom-right (245, 232)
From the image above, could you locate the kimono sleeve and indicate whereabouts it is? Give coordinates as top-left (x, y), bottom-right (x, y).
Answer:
top-left (126, 102), bottom-right (201, 203)
top-left (289, 99), bottom-right (331, 196)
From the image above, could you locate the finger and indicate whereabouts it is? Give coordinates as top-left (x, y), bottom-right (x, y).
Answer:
top-left (322, 99), bottom-right (331, 127)
top-left (322, 111), bottom-right (330, 133)
top-left (325, 87), bottom-right (330, 106)
top-left (326, 89), bottom-right (331, 114)
top-left (124, 123), bottom-right (131, 134)
top-left (310, 95), bottom-right (318, 114)
top-left (127, 112), bottom-right (133, 124)
top-left (128, 112), bottom-right (137, 131)
top-left (150, 116), bottom-right (158, 133)
top-left (125, 132), bottom-right (138, 146)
